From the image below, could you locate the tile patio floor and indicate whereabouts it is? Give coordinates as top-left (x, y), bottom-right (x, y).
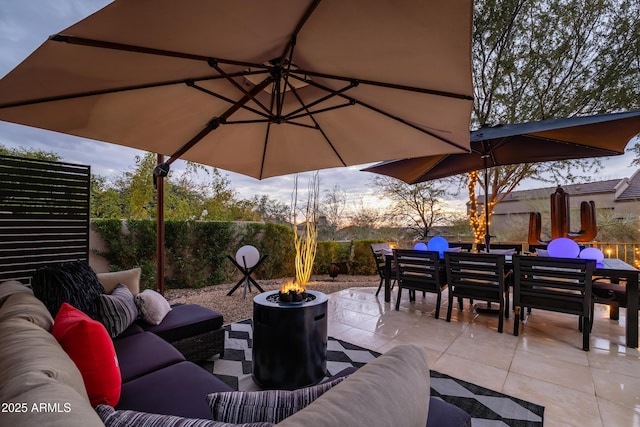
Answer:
top-left (326, 287), bottom-right (640, 427)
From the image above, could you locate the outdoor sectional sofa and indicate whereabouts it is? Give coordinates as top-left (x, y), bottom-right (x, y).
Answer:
top-left (0, 268), bottom-right (471, 427)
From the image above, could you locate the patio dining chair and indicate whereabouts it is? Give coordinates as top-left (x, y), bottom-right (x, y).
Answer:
top-left (448, 242), bottom-right (474, 252)
top-left (371, 243), bottom-right (395, 297)
top-left (476, 243), bottom-right (523, 254)
top-left (444, 252), bottom-right (509, 333)
top-left (393, 249), bottom-right (447, 317)
top-left (512, 255), bottom-right (596, 351)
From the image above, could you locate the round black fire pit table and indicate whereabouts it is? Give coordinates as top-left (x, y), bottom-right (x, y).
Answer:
top-left (252, 290), bottom-right (328, 390)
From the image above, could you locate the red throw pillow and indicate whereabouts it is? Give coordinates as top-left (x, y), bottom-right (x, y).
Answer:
top-left (52, 302), bottom-right (121, 407)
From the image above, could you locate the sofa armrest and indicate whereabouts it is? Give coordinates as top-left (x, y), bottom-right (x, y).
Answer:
top-left (277, 344), bottom-right (430, 427)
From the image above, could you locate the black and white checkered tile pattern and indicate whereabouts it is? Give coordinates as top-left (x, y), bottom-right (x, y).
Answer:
top-left (204, 320), bottom-right (543, 426)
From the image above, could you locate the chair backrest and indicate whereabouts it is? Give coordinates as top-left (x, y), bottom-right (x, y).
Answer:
top-left (527, 244), bottom-right (547, 253)
top-left (444, 252), bottom-right (506, 299)
top-left (512, 255), bottom-right (595, 316)
top-left (371, 243), bottom-right (392, 278)
top-left (476, 243), bottom-right (523, 254)
top-left (393, 249), bottom-right (444, 291)
top-left (449, 242), bottom-right (474, 252)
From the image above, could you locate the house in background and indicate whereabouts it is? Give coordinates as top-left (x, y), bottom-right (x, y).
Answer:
top-left (489, 169), bottom-right (640, 241)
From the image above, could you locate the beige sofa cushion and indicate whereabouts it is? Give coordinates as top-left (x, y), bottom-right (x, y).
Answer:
top-left (0, 283), bottom-right (102, 426)
top-left (277, 344), bottom-right (430, 427)
top-left (0, 318), bottom-right (90, 402)
top-left (0, 290), bottom-right (54, 330)
top-left (98, 267), bottom-right (142, 295)
top-left (0, 280), bottom-right (33, 305)
top-left (2, 382), bottom-right (104, 427)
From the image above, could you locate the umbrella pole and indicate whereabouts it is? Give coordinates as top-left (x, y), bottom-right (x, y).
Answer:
top-left (156, 154), bottom-right (165, 296)
top-left (483, 157), bottom-right (490, 252)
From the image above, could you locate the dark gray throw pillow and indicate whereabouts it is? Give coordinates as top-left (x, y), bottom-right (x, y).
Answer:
top-left (99, 283), bottom-right (139, 338)
top-left (32, 260), bottom-right (104, 320)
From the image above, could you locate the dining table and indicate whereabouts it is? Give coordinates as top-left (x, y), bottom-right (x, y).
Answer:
top-left (383, 253), bottom-right (639, 348)
top-left (592, 257), bottom-right (639, 348)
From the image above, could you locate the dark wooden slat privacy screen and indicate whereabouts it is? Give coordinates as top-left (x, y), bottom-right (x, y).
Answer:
top-left (0, 154), bottom-right (90, 284)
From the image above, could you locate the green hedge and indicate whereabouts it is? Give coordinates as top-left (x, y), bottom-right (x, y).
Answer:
top-left (92, 219), bottom-right (387, 289)
top-left (349, 240), bottom-right (386, 275)
top-left (235, 222), bottom-right (296, 279)
top-left (164, 220), bottom-right (235, 289)
top-left (314, 241), bottom-right (351, 274)
top-left (92, 220), bottom-right (296, 290)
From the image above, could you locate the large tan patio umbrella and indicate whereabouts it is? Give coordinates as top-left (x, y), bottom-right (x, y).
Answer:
top-left (363, 110), bottom-right (640, 248)
top-left (0, 0), bottom-right (474, 292)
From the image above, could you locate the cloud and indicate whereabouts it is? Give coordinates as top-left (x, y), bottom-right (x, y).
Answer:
top-left (1, 0), bottom-right (638, 213)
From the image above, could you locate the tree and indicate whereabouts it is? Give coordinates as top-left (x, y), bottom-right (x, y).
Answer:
top-left (319, 184), bottom-right (346, 241)
top-left (345, 201), bottom-right (385, 240)
top-left (468, 0), bottom-right (640, 242)
top-left (91, 152), bottom-right (263, 221)
top-left (0, 144), bottom-right (60, 161)
top-left (593, 211), bottom-right (640, 242)
top-left (372, 176), bottom-right (449, 240)
top-left (113, 153), bottom-right (158, 219)
top-left (90, 175), bottom-right (123, 219)
top-left (249, 195), bottom-right (290, 224)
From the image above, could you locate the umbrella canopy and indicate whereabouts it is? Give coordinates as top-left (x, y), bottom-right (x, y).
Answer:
top-left (0, 0), bottom-right (474, 179)
top-left (363, 110), bottom-right (640, 248)
top-left (363, 110), bottom-right (640, 184)
top-left (0, 0), bottom-right (474, 293)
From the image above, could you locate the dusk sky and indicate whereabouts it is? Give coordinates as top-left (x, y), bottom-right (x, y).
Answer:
top-left (1, 0), bottom-right (638, 212)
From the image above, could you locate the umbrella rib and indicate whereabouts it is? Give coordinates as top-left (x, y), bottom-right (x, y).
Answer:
top-left (51, 35), bottom-right (272, 70)
top-left (279, 0), bottom-right (322, 60)
top-left (259, 91), bottom-right (280, 179)
top-left (289, 85), bottom-right (347, 167)
top-left (286, 102), bottom-right (354, 121)
top-left (224, 119), bottom-right (316, 129)
top-left (49, 35), bottom-right (279, 81)
top-left (167, 76), bottom-right (273, 165)
top-left (272, 0), bottom-right (320, 116)
top-left (290, 68), bottom-right (473, 101)
top-left (283, 80), bottom-right (356, 119)
top-left (0, 73), bottom-right (255, 109)
top-left (303, 78), bottom-right (469, 152)
top-left (208, 59), bottom-right (273, 117)
top-left (189, 82), bottom-right (270, 120)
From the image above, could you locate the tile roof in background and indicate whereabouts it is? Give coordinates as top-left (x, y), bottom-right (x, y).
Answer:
top-left (617, 170), bottom-right (640, 200)
top-left (501, 169), bottom-right (640, 202)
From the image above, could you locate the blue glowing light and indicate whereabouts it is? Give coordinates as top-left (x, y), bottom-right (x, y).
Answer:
top-left (579, 247), bottom-right (604, 263)
top-left (427, 236), bottom-right (449, 258)
top-left (547, 238), bottom-right (580, 258)
top-left (413, 242), bottom-right (428, 251)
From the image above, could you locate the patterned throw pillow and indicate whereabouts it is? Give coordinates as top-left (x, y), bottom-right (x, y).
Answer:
top-left (206, 377), bottom-right (345, 424)
top-left (95, 405), bottom-right (274, 427)
top-left (99, 284), bottom-right (139, 338)
top-left (135, 289), bottom-right (172, 325)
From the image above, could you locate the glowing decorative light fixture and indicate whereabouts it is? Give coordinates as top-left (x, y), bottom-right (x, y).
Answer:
top-left (579, 247), bottom-right (605, 267)
top-left (547, 238), bottom-right (580, 258)
top-left (579, 247), bottom-right (604, 262)
top-left (428, 236), bottom-right (449, 258)
top-left (236, 245), bottom-right (260, 268)
top-left (413, 242), bottom-right (428, 251)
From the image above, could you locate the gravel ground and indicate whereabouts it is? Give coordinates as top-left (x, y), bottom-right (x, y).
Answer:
top-left (165, 275), bottom-right (380, 324)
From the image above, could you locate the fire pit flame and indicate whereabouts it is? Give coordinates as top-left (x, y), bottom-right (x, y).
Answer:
top-left (278, 280), bottom-right (306, 303)
top-left (280, 280), bottom-right (305, 294)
